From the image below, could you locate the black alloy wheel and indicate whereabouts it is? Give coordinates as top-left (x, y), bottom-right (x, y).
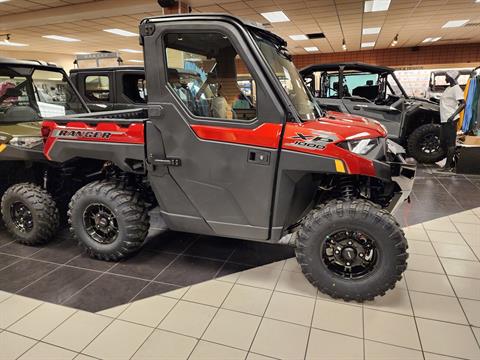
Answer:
top-left (10, 201), bottom-right (34, 234)
top-left (83, 203), bottom-right (119, 244)
top-left (322, 230), bottom-right (377, 279)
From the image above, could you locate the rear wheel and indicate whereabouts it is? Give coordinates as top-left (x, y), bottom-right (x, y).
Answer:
top-left (68, 181), bottom-right (150, 261)
top-left (295, 199), bottom-right (408, 302)
top-left (1, 183), bottom-right (59, 245)
top-left (407, 123), bottom-right (445, 164)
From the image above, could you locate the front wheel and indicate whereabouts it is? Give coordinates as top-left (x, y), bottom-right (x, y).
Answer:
top-left (407, 123), bottom-right (445, 164)
top-left (295, 199), bottom-right (408, 302)
top-left (68, 181), bottom-right (150, 261)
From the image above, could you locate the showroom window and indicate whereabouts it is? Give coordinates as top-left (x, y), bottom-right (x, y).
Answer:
top-left (164, 32), bottom-right (257, 121)
top-left (84, 75), bottom-right (110, 102)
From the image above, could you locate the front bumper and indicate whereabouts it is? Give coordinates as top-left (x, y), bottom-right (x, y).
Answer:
top-left (385, 140), bottom-right (416, 213)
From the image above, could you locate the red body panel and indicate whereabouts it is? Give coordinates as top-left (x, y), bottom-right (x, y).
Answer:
top-left (191, 123), bottom-right (282, 149)
top-left (42, 111), bottom-right (383, 177)
top-left (42, 121), bottom-right (144, 160)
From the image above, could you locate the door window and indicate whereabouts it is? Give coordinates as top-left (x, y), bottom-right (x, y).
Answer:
top-left (123, 74), bottom-right (147, 103)
top-left (343, 72), bottom-right (379, 100)
top-left (164, 32), bottom-right (257, 121)
top-left (84, 75), bottom-right (110, 101)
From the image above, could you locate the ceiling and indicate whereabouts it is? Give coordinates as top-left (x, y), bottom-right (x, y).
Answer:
top-left (0, 0), bottom-right (479, 63)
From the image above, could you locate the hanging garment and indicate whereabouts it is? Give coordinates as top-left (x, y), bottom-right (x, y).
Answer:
top-left (458, 78), bottom-right (471, 130)
top-left (462, 77), bottom-right (478, 133)
top-left (472, 77), bottom-right (480, 132)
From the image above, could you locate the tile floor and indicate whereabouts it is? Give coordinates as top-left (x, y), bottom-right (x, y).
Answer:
top-left (0, 207), bottom-right (479, 360)
top-left (0, 165), bottom-right (479, 313)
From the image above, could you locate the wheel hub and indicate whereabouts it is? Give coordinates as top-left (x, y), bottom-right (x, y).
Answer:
top-left (420, 134), bottom-right (440, 154)
top-left (83, 204), bottom-right (118, 244)
top-left (341, 246), bottom-right (357, 262)
top-left (10, 202), bottom-right (34, 233)
top-left (323, 230), bottom-right (377, 279)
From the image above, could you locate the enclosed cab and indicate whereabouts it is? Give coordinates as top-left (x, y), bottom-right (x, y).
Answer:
top-left (41, 14), bottom-right (416, 302)
top-left (301, 63), bottom-right (443, 164)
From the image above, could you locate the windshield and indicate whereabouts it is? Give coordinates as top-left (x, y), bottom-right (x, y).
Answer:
top-left (252, 31), bottom-right (320, 121)
top-left (0, 66), bottom-right (88, 123)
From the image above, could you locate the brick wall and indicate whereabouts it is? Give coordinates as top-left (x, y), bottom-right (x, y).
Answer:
top-left (293, 43), bottom-right (480, 69)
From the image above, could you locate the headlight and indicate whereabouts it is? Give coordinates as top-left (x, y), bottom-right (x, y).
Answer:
top-left (9, 136), bottom-right (43, 149)
top-left (339, 138), bottom-right (380, 155)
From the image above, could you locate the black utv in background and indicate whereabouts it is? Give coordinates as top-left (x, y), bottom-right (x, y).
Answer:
top-left (301, 63), bottom-right (442, 164)
top-left (70, 66), bottom-right (146, 112)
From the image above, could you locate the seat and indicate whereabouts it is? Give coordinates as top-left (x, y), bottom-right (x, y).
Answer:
top-left (352, 85), bottom-right (379, 101)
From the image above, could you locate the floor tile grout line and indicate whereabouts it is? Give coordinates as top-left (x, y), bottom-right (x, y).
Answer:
top-left (243, 263), bottom-right (284, 358)
top-left (450, 223), bottom-right (480, 263)
top-left (303, 284), bottom-right (319, 360)
top-left (212, 247), bottom-right (237, 279)
top-left (124, 234), bottom-right (202, 314)
top-left (3, 328), bottom-right (101, 359)
top-left (186, 256), bottom-right (246, 359)
top-left (424, 228), bottom-right (480, 350)
top-left (55, 268), bottom-right (108, 308)
top-left (402, 272), bottom-right (426, 357)
top-left (81, 236), bottom-right (201, 360)
top-left (2, 288), bottom-right (478, 358)
top-left (2, 299), bottom-right (44, 337)
top-left (362, 303), bottom-right (366, 360)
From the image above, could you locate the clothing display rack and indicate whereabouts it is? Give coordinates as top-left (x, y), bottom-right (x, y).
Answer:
top-left (459, 66), bottom-right (480, 134)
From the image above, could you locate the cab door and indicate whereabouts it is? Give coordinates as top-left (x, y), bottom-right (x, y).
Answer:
top-left (73, 71), bottom-right (114, 112)
top-left (142, 21), bottom-right (285, 240)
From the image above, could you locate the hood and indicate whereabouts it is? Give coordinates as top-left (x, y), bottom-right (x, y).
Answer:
top-left (0, 122), bottom-right (42, 143)
top-left (317, 111), bottom-right (387, 140)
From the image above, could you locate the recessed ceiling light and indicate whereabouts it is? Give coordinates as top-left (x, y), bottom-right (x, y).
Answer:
top-left (304, 46), bottom-right (319, 52)
top-left (0, 40), bottom-right (28, 47)
top-left (128, 60), bottom-right (144, 63)
top-left (103, 28), bottom-right (137, 37)
top-left (119, 48), bottom-right (142, 53)
top-left (361, 42), bottom-right (376, 48)
top-left (75, 52), bottom-right (90, 55)
top-left (423, 37), bottom-right (442, 43)
top-left (43, 35), bottom-right (80, 42)
top-left (364, 0), bottom-right (391, 12)
top-left (289, 35), bottom-right (308, 41)
top-left (261, 11), bottom-right (290, 23)
top-left (362, 27), bottom-right (381, 35)
top-left (442, 20), bottom-right (469, 28)
top-left (0, 0), bottom-right (11, 3)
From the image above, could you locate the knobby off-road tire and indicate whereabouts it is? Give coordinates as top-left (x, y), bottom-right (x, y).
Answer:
top-left (295, 199), bottom-right (408, 302)
top-left (1, 183), bottom-right (59, 245)
top-left (68, 180), bottom-right (150, 261)
top-left (407, 123), bottom-right (445, 164)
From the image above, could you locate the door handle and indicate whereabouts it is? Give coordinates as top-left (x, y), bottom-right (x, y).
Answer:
top-left (353, 105), bottom-right (362, 110)
top-left (153, 158), bottom-right (181, 167)
top-left (248, 150), bottom-right (270, 165)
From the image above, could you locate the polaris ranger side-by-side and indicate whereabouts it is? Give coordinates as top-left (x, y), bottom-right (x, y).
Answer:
top-left (41, 14), bottom-right (415, 301)
top-left (425, 69), bottom-right (470, 102)
top-left (0, 57), bottom-right (95, 244)
top-left (301, 63), bottom-right (442, 164)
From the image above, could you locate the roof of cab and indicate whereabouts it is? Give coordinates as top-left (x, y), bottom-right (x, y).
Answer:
top-left (0, 56), bottom-right (60, 69)
top-left (300, 62), bottom-right (395, 75)
top-left (141, 13), bottom-right (286, 46)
